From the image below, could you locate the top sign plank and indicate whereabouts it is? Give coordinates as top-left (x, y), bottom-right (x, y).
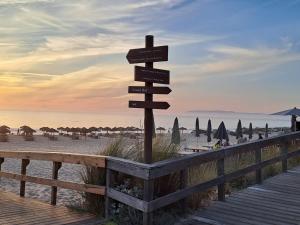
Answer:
top-left (126, 46), bottom-right (168, 64)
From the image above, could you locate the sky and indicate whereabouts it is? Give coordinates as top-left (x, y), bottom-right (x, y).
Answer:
top-left (1, 0), bottom-right (300, 119)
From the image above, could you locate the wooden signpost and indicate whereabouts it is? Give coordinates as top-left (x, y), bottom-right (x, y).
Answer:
top-left (127, 35), bottom-right (171, 164)
top-left (134, 66), bottom-right (170, 84)
top-left (129, 100), bottom-right (170, 109)
top-left (126, 46), bottom-right (168, 64)
top-left (128, 86), bottom-right (171, 94)
top-left (127, 35), bottom-right (170, 225)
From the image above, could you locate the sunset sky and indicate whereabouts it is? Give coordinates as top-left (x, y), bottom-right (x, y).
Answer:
top-left (1, 0), bottom-right (300, 117)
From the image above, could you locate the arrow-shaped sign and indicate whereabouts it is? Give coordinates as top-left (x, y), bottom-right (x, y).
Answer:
top-left (126, 46), bottom-right (168, 64)
top-left (134, 66), bottom-right (169, 84)
top-left (128, 86), bottom-right (172, 94)
top-left (129, 101), bottom-right (170, 110)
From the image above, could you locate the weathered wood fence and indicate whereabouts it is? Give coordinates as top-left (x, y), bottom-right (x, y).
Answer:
top-left (0, 152), bottom-right (106, 205)
top-left (106, 131), bottom-right (300, 225)
top-left (1, 131), bottom-right (300, 225)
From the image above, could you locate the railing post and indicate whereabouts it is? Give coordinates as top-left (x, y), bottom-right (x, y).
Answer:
top-left (217, 151), bottom-right (225, 201)
top-left (255, 148), bottom-right (262, 184)
top-left (0, 158), bottom-right (4, 170)
top-left (180, 169), bottom-right (188, 214)
top-left (281, 141), bottom-right (288, 172)
top-left (51, 161), bottom-right (62, 205)
top-left (143, 179), bottom-right (154, 225)
top-left (20, 159), bottom-right (30, 197)
top-left (105, 168), bottom-right (112, 218)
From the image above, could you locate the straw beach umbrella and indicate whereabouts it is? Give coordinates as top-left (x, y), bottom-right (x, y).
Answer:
top-left (265, 123), bottom-right (269, 138)
top-left (236, 120), bottom-right (243, 139)
top-left (20, 126), bottom-right (36, 136)
top-left (49, 128), bottom-right (58, 135)
top-left (249, 123), bottom-right (253, 139)
top-left (171, 117), bottom-right (180, 145)
top-left (207, 119), bottom-right (212, 143)
top-left (0, 125), bottom-right (10, 134)
top-left (104, 127), bottom-right (111, 134)
top-left (156, 127), bottom-right (165, 134)
top-left (215, 121), bottom-right (229, 144)
top-left (195, 117), bottom-right (200, 146)
top-left (20, 125), bottom-right (36, 141)
top-left (179, 127), bottom-right (187, 134)
top-left (40, 127), bottom-right (49, 135)
top-left (0, 125), bottom-right (10, 142)
top-left (195, 118), bottom-right (200, 137)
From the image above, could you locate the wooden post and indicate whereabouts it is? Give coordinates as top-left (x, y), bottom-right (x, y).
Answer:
top-left (51, 161), bottom-right (62, 205)
top-left (144, 35), bottom-right (154, 164)
top-left (179, 169), bottom-right (188, 214)
top-left (143, 35), bottom-right (155, 225)
top-left (255, 148), bottom-right (262, 184)
top-left (105, 168), bottom-right (112, 219)
top-left (20, 159), bottom-right (30, 197)
top-left (143, 179), bottom-right (154, 225)
top-left (217, 156), bottom-right (225, 201)
top-left (0, 158), bottom-right (4, 171)
top-left (281, 141), bottom-right (288, 172)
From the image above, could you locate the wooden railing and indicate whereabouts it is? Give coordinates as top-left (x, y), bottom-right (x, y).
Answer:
top-left (106, 131), bottom-right (300, 225)
top-left (1, 132), bottom-right (300, 225)
top-left (0, 151), bottom-right (106, 205)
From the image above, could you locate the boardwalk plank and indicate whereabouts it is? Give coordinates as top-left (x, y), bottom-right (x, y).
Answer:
top-left (182, 166), bottom-right (300, 225)
top-left (0, 191), bottom-right (103, 225)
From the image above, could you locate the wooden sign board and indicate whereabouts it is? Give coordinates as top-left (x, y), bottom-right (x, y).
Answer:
top-left (134, 66), bottom-right (169, 84)
top-left (128, 86), bottom-right (171, 94)
top-left (129, 101), bottom-right (170, 110)
top-left (126, 46), bottom-right (168, 64)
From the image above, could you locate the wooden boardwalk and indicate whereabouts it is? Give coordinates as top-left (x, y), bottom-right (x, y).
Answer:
top-left (179, 166), bottom-right (300, 225)
top-left (0, 191), bottom-right (103, 225)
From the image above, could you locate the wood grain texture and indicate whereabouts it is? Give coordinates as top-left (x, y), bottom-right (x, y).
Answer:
top-left (0, 191), bottom-right (103, 225)
top-left (0, 151), bottom-right (106, 167)
top-left (0, 171), bottom-right (105, 195)
top-left (180, 166), bottom-right (300, 225)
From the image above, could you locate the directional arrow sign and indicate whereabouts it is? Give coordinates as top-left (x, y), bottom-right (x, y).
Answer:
top-left (126, 46), bottom-right (168, 64)
top-left (135, 66), bottom-right (169, 84)
top-left (128, 86), bottom-right (172, 94)
top-left (129, 101), bottom-right (170, 110)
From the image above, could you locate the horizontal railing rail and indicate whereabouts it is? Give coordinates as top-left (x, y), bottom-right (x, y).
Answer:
top-left (0, 151), bottom-right (106, 205)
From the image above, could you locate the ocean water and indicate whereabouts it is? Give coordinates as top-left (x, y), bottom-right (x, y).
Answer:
top-left (0, 110), bottom-right (290, 132)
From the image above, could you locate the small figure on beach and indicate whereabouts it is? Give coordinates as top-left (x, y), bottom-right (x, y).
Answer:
top-left (213, 140), bottom-right (221, 149)
top-left (258, 133), bottom-right (263, 139)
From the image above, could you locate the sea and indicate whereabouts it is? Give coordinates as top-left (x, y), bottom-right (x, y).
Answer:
top-left (0, 110), bottom-right (290, 134)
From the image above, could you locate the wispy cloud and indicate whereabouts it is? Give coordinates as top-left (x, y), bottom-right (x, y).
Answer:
top-left (172, 44), bottom-right (300, 83)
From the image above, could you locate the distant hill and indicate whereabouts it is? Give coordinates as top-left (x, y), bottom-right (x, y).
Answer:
top-left (187, 110), bottom-right (266, 115)
top-left (187, 110), bottom-right (236, 113)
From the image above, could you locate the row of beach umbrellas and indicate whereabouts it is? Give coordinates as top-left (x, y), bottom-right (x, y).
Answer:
top-left (184, 118), bottom-right (270, 143)
top-left (43, 126), bottom-right (143, 134)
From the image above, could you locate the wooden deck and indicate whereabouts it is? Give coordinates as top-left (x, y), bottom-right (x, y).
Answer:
top-left (0, 191), bottom-right (103, 225)
top-left (179, 166), bottom-right (300, 225)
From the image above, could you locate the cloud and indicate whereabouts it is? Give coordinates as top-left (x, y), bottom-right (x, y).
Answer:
top-left (0, 0), bottom-right (56, 4)
top-left (171, 45), bottom-right (300, 83)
